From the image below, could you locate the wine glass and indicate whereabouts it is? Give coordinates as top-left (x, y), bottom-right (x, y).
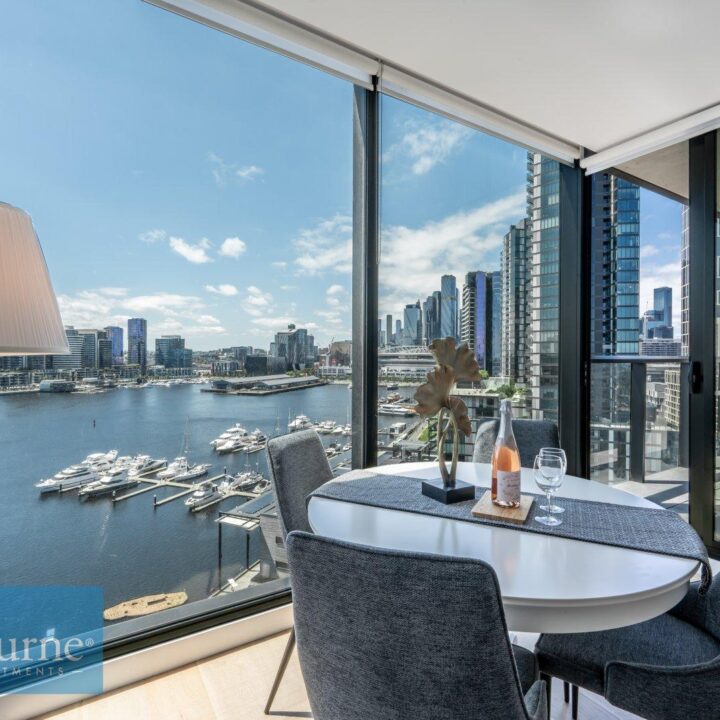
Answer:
top-left (538, 447), bottom-right (566, 514)
top-left (533, 454), bottom-right (564, 526)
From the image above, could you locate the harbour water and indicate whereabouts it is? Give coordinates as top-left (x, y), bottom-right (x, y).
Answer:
top-left (0, 382), bottom-right (368, 613)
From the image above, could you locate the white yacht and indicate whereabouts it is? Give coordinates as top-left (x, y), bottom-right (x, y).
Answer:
top-left (36, 470), bottom-right (100, 494)
top-left (244, 442), bottom-right (264, 454)
top-left (378, 404), bottom-right (417, 417)
top-left (315, 420), bottom-right (336, 434)
top-left (210, 424), bottom-right (247, 448)
top-left (230, 472), bottom-right (263, 491)
top-left (79, 469), bottom-right (140, 498)
top-left (288, 414), bottom-right (312, 431)
top-left (175, 463), bottom-right (211, 482)
top-left (253, 478), bottom-right (271, 494)
top-left (127, 455), bottom-right (166, 477)
top-left (216, 437), bottom-right (245, 454)
top-left (157, 457), bottom-right (189, 480)
top-left (184, 483), bottom-right (224, 510)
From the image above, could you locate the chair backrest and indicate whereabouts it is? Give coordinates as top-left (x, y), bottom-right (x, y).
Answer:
top-left (287, 531), bottom-right (533, 720)
top-left (266, 430), bottom-right (334, 539)
top-left (473, 419), bottom-right (560, 469)
top-left (671, 580), bottom-right (720, 643)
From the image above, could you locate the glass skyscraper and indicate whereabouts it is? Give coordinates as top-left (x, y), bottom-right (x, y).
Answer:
top-left (526, 153), bottom-right (560, 421)
top-left (460, 270), bottom-right (501, 374)
top-left (104, 326), bottom-right (124, 365)
top-left (440, 274), bottom-right (458, 341)
top-left (127, 318), bottom-right (147, 371)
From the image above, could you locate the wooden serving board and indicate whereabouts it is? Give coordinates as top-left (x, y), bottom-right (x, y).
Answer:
top-left (471, 491), bottom-right (534, 525)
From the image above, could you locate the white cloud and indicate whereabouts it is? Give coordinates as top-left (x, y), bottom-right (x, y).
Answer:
top-left (236, 165), bottom-right (264, 180)
top-left (208, 152), bottom-right (264, 187)
top-left (315, 310), bottom-right (343, 325)
top-left (121, 293), bottom-right (205, 315)
top-left (280, 284), bottom-right (297, 291)
top-left (218, 237), bottom-right (247, 259)
top-left (169, 236), bottom-right (213, 264)
top-left (326, 284), bottom-right (345, 296)
top-left (205, 283), bottom-right (239, 296)
top-left (640, 244), bottom-right (659, 259)
top-left (272, 261), bottom-right (288, 269)
top-left (139, 229), bottom-right (167, 244)
top-left (384, 119), bottom-right (472, 176)
top-left (378, 191), bottom-right (525, 316)
top-left (196, 314), bottom-right (221, 325)
top-left (97, 287), bottom-right (128, 297)
top-left (325, 284), bottom-right (348, 308)
top-left (242, 286), bottom-right (274, 317)
top-left (293, 214), bottom-right (353, 275)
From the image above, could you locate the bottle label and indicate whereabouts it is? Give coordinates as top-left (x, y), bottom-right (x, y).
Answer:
top-left (497, 470), bottom-right (521, 504)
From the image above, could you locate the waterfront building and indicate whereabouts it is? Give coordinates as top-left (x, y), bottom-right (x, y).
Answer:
top-left (245, 354), bottom-right (289, 376)
top-left (402, 302), bottom-right (422, 346)
top-left (76, 328), bottom-right (111, 369)
top-left (500, 220), bottom-right (529, 381)
top-left (104, 326), bottom-right (124, 365)
top-left (378, 346), bottom-right (435, 382)
top-left (127, 318), bottom-right (147, 371)
top-left (155, 335), bottom-right (193, 368)
top-left (271, 324), bottom-right (316, 370)
top-left (51, 327), bottom-right (84, 371)
top-left (440, 274), bottom-right (458, 341)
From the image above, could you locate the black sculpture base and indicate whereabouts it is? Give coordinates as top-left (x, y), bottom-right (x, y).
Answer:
top-left (421, 477), bottom-right (476, 505)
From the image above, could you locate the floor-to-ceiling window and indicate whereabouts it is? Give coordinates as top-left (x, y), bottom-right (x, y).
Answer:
top-left (376, 96), bottom-right (561, 465)
top-left (589, 167), bottom-right (688, 518)
top-left (0, 0), bottom-right (352, 647)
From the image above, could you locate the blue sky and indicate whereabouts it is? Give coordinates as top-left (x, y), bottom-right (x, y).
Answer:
top-left (1, 1), bottom-right (684, 350)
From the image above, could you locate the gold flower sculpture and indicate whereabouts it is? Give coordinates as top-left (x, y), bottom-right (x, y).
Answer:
top-left (414, 338), bottom-right (482, 485)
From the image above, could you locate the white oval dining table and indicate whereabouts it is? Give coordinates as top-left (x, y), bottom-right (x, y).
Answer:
top-left (307, 461), bottom-right (699, 634)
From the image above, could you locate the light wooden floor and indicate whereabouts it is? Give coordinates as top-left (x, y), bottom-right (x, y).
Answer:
top-left (40, 630), bottom-right (641, 720)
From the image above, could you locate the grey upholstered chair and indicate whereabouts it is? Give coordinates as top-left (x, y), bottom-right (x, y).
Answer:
top-left (264, 429), bottom-right (334, 715)
top-left (536, 580), bottom-right (720, 720)
top-left (473, 418), bottom-right (560, 468)
top-left (287, 530), bottom-right (548, 720)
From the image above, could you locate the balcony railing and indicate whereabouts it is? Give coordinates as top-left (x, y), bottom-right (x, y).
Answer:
top-left (590, 355), bottom-right (689, 516)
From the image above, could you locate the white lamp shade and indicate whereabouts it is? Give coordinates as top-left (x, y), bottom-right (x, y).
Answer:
top-left (0, 203), bottom-right (69, 355)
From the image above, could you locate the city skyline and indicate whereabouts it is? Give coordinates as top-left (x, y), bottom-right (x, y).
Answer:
top-left (1, 2), bottom-right (684, 352)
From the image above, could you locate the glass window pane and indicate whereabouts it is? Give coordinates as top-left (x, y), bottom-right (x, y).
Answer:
top-left (377, 97), bottom-right (560, 465)
top-left (0, 1), bottom-right (352, 637)
top-left (589, 169), bottom-right (688, 520)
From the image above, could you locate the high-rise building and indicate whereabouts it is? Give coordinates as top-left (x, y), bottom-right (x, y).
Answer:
top-left (460, 271), bottom-right (499, 374)
top-left (590, 175), bottom-right (640, 355)
top-left (385, 314), bottom-right (393, 347)
top-left (422, 292), bottom-right (441, 345)
top-left (402, 302), bottom-right (422, 346)
top-left (51, 327), bottom-right (84, 370)
top-left (526, 153), bottom-right (561, 421)
top-left (271, 324), bottom-right (316, 369)
top-left (500, 220), bottom-right (529, 381)
top-left (395, 319), bottom-right (402, 344)
top-left (104, 326), bottom-right (124, 365)
top-left (440, 274), bottom-right (458, 341)
top-left (77, 328), bottom-right (111, 369)
top-left (127, 318), bottom-right (147, 371)
top-left (155, 335), bottom-right (192, 368)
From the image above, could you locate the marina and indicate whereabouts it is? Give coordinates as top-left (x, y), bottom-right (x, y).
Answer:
top-left (0, 382), bottom-right (415, 620)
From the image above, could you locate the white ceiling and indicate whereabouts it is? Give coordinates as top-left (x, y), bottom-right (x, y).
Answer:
top-left (254, 0), bottom-right (720, 154)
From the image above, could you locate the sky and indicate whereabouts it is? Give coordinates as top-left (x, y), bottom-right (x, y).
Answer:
top-left (0, 1), bottom-right (685, 350)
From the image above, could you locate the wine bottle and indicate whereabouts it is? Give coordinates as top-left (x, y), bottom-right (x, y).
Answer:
top-left (491, 399), bottom-right (521, 507)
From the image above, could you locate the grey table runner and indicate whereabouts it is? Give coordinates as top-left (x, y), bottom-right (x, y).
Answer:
top-left (309, 471), bottom-right (712, 594)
